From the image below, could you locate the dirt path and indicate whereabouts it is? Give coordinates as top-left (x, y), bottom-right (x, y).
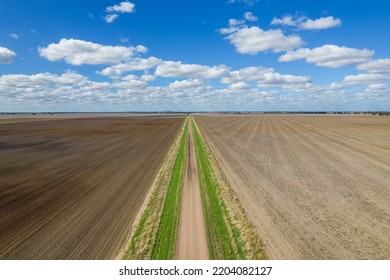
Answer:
top-left (176, 120), bottom-right (209, 260)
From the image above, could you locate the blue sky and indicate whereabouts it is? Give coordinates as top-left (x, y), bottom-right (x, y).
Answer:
top-left (0, 0), bottom-right (389, 112)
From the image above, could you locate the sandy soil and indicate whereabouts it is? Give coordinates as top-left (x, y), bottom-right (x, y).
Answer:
top-left (0, 116), bottom-right (184, 259)
top-left (176, 121), bottom-right (209, 260)
top-left (195, 114), bottom-right (390, 259)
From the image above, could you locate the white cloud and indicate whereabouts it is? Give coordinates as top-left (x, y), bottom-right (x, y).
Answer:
top-left (0, 72), bottom-right (88, 88)
top-left (140, 74), bottom-right (156, 82)
top-left (0, 72), bottom-right (119, 108)
top-left (221, 25), bottom-right (303, 54)
top-left (281, 82), bottom-right (315, 93)
top-left (155, 61), bottom-right (230, 79)
top-left (244, 12), bottom-right (258, 22)
top-left (113, 74), bottom-right (147, 88)
top-left (105, 14), bottom-right (119, 23)
top-left (279, 44), bottom-right (374, 68)
top-left (260, 72), bottom-right (311, 85)
top-left (219, 26), bottom-right (240, 35)
top-left (99, 57), bottom-right (162, 77)
top-left (1, 68), bottom-right (387, 112)
top-left (0, 47), bottom-right (16, 64)
top-left (39, 38), bottom-right (147, 65)
top-left (271, 15), bottom-right (341, 30)
top-left (169, 79), bottom-right (203, 90)
top-left (135, 45), bottom-right (147, 53)
top-left (271, 15), bottom-right (296, 26)
top-left (229, 18), bottom-right (246, 26)
top-left (106, 2), bottom-right (135, 13)
top-left (300, 16), bottom-right (341, 30)
top-left (343, 73), bottom-right (390, 85)
top-left (221, 66), bottom-right (270, 83)
top-left (366, 83), bottom-right (389, 92)
top-left (9, 33), bottom-right (19, 39)
top-left (221, 66), bottom-right (311, 85)
top-left (229, 82), bottom-right (250, 90)
top-left (104, 2), bottom-right (135, 23)
top-left (357, 59), bottom-right (390, 73)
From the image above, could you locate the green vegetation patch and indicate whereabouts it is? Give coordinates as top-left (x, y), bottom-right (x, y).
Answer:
top-left (192, 117), bottom-right (266, 260)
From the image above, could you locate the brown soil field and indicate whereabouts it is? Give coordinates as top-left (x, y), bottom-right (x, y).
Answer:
top-left (0, 116), bottom-right (184, 259)
top-left (195, 114), bottom-right (390, 259)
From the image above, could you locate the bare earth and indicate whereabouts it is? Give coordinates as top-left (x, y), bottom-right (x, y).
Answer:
top-left (0, 116), bottom-right (184, 259)
top-left (195, 114), bottom-right (390, 259)
top-left (177, 121), bottom-right (209, 260)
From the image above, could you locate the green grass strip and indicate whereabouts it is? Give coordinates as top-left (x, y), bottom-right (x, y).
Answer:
top-left (151, 118), bottom-right (188, 259)
top-left (192, 117), bottom-right (239, 259)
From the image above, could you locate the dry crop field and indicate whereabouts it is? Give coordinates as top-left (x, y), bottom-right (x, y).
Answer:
top-left (0, 116), bottom-right (184, 259)
top-left (195, 114), bottom-right (390, 259)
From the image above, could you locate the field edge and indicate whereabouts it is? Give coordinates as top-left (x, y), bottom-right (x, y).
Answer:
top-left (192, 116), bottom-right (266, 260)
top-left (121, 117), bottom-right (188, 260)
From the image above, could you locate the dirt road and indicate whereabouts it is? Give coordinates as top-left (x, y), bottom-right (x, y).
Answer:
top-left (0, 116), bottom-right (184, 259)
top-left (177, 120), bottom-right (209, 260)
top-left (195, 114), bottom-right (390, 259)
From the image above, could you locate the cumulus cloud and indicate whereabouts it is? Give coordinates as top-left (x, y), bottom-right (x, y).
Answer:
top-left (229, 18), bottom-right (245, 26)
top-left (229, 82), bottom-right (251, 90)
top-left (0, 72), bottom-right (103, 106)
top-left (99, 57), bottom-right (162, 77)
top-left (366, 83), bottom-right (389, 92)
top-left (106, 2), bottom-right (135, 13)
top-left (357, 59), bottom-right (390, 73)
top-left (271, 15), bottom-right (341, 30)
top-left (221, 25), bottom-right (303, 54)
top-left (39, 38), bottom-right (147, 65)
top-left (0, 71), bottom-right (164, 107)
top-left (271, 15), bottom-right (296, 26)
top-left (105, 14), bottom-right (119, 23)
top-left (113, 74), bottom-right (147, 88)
top-left (1, 68), bottom-right (387, 112)
top-left (244, 12), bottom-right (258, 22)
top-left (0, 47), bottom-right (16, 64)
top-left (300, 16), bottom-right (341, 30)
top-left (343, 73), bottom-right (390, 85)
top-left (221, 66), bottom-right (311, 85)
top-left (260, 72), bottom-right (311, 85)
top-left (169, 79), bottom-right (203, 90)
top-left (104, 1), bottom-right (135, 23)
top-left (329, 73), bottom-right (390, 89)
top-left (279, 44), bottom-right (374, 68)
top-left (155, 61), bottom-right (230, 79)
top-left (0, 72), bottom-right (89, 88)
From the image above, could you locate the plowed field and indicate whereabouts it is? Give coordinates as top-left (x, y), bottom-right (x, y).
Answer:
top-left (195, 114), bottom-right (390, 259)
top-left (0, 116), bottom-right (184, 259)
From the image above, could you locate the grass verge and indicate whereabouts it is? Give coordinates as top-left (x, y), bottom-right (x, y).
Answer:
top-left (122, 118), bottom-right (188, 259)
top-left (192, 116), bottom-right (266, 260)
